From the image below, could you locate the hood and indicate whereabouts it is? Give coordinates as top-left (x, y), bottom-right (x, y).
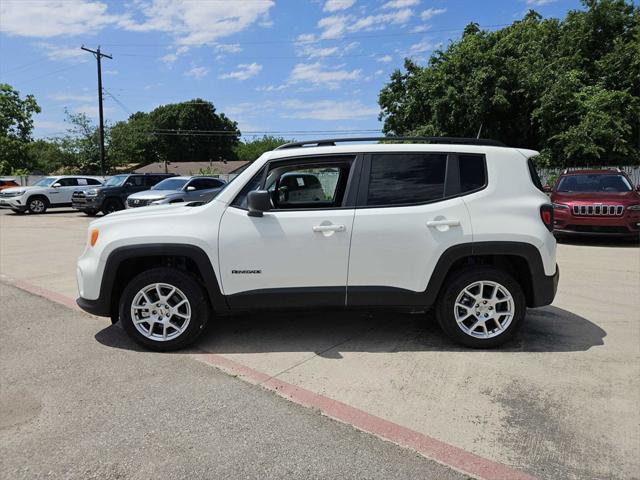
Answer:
top-left (93, 202), bottom-right (193, 225)
top-left (552, 190), bottom-right (640, 204)
top-left (1, 186), bottom-right (36, 194)
top-left (128, 189), bottom-right (179, 200)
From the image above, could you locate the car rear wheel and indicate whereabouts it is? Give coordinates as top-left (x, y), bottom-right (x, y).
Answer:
top-left (102, 198), bottom-right (123, 215)
top-left (27, 196), bottom-right (48, 214)
top-left (119, 267), bottom-right (210, 351)
top-left (83, 209), bottom-right (99, 216)
top-left (436, 267), bottom-right (525, 348)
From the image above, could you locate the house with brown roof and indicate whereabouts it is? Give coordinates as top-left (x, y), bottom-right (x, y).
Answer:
top-left (134, 161), bottom-right (249, 176)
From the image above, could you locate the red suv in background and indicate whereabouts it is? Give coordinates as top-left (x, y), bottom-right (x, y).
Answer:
top-left (551, 169), bottom-right (640, 237)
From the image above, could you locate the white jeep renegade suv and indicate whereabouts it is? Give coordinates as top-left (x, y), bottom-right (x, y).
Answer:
top-left (76, 138), bottom-right (559, 350)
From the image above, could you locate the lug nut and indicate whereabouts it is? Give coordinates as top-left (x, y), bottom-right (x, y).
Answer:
top-left (484, 313), bottom-right (489, 317)
top-left (483, 300), bottom-right (487, 304)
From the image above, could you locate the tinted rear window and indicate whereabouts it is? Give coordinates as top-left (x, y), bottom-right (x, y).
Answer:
top-left (459, 154), bottom-right (486, 193)
top-left (527, 159), bottom-right (544, 192)
top-left (367, 153), bottom-right (447, 206)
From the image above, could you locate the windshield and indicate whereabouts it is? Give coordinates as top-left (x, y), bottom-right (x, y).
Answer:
top-left (103, 175), bottom-right (128, 187)
top-left (152, 178), bottom-right (188, 191)
top-left (556, 174), bottom-right (632, 193)
top-left (33, 177), bottom-right (57, 187)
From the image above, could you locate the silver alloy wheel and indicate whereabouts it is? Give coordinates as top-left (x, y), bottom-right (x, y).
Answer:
top-left (130, 283), bottom-right (191, 342)
top-left (29, 199), bottom-right (45, 213)
top-left (453, 280), bottom-right (515, 339)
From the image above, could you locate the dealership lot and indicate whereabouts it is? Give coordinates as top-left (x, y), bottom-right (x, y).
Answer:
top-left (1, 208), bottom-right (638, 479)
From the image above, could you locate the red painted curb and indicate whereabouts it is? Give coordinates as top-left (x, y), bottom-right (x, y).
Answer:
top-left (192, 352), bottom-right (537, 480)
top-left (0, 275), bottom-right (80, 312)
top-left (1, 275), bottom-right (537, 480)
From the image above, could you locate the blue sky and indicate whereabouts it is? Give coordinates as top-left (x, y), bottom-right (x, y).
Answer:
top-left (0, 0), bottom-right (582, 141)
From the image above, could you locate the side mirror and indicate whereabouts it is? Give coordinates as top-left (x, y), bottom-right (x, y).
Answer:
top-left (186, 186), bottom-right (196, 191)
top-left (543, 184), bottom-right (552, 193)
top-left (636, 184), bottom-right (640, 192)
top-left (247, 190), bottom-right (271, 217)
top-left (52, 183), bottom-right (61, 188)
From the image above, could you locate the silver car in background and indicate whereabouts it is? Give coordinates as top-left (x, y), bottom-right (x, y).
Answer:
top-left (126, 176), bottom-right (226, 208)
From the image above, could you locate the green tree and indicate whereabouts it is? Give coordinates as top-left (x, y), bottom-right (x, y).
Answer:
top-left (26, 139), bottom-right (70, 174)
top-left (109, 111), bottom-right (155, 168)
top-left (234, 135), bottom-right (289, 162)
top-left (0, 84), bottom-right (41, 174)
top-left (149, 99), bottom-right (240, 163)
top-left (378, 0), bottom-right (640, 167)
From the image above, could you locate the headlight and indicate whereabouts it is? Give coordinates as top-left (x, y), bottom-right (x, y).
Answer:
top-left (85, 189), bottom-right (99, 196)
top-left (552, 203), bottom-right (569, 209)
top-left (3, 190), bottom-right (25, 197)
top-left (628, 204), bottom-right (640, 211)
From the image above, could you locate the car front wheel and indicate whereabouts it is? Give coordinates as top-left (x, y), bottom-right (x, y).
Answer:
top-left (119, 267), bottom-right (210, 351)
top-left (27, 196), bottom-right (48, 214)
top-left (436, 267), bottom-right (525, 348)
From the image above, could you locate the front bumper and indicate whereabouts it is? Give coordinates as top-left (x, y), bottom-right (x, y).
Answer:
top-left (0, 196), bottom-right (27, 210)
top-left (76, 296), bottom-right (111, 317)
top-left (554, 207), bottom-right (640, 236)
top-left (72, 196), bottom-right (101, 211)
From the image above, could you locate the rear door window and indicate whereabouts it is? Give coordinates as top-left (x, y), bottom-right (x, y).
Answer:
top-left (366, 153), bottom-right (447, 206)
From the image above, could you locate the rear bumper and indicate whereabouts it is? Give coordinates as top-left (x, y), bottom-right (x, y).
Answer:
top-left (530, 264), bottom-right (559, 307)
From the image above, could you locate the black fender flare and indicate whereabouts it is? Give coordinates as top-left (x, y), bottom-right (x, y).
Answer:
top-left (77, 244), bottom-right (229, 318)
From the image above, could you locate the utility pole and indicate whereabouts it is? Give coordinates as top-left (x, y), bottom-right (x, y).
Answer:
top-left (81, 45), bottom-right (112, 176)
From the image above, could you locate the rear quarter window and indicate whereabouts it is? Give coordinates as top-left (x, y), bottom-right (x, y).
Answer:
top-left (459, 154), bottom-right (486, 193)
top-left (527, 158), bottom-right (544, 192)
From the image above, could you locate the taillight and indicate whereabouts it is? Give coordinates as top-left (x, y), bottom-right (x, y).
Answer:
top-left (540, 204), bottom-right (554, 232)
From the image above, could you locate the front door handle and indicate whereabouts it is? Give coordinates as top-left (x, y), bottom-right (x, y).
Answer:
top-left (426, 219), bottom-right (460, 227)
top-left (313, 224), bottom-right (346, 233)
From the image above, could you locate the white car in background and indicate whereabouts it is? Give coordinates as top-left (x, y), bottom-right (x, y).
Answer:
top-left (0, 175), bottom-right (103, 214)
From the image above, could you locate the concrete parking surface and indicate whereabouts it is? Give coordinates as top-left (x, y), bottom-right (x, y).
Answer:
top-left (1, 207), bottom-right (639, 479)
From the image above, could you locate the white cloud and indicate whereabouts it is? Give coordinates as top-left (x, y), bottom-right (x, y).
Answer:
top-left (298, 41), bottom-right (358, 58)
top-left (219, 63), bottom-right (262, 80)
top-left (49, 93), bottom-right (93, 102)
top-left (0, 0), bottom-right (122, 37)
top-left (36, 43), bottom-right (87, 62)
top-left (215, 44), bottom-right (243, 54)
top-left (420, 8), bottom-right (446, 20)
top-left (305, 8), bottom-right (413, 41)
top-left (256, 84), bottom-right (288, 92)
top-left (104, 69), bottom-right (119, 75)
top-left (526, 0), bottom-right (556, 5)
top-left (120, 0), bottom-right (274, 47)
top-left (376, 55), bottom-right (393, 63)
top-left (282, 99), bottom-right (378, 121)
top-left (383, 0), bottom-right (419, 9)
top-left (185, 66), bottom-right (209, 79)
top-left (408, 39), bottom-right (434, 54)
top-left (289, 63), bottom-right (361, 89)
top-left (73, 103), bottom-right (114, 118)
top-left (323, 0), bottom-right (356, 12)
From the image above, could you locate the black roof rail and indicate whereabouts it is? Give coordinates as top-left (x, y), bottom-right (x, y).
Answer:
top-left (275, 136), bottom-right (507, 150)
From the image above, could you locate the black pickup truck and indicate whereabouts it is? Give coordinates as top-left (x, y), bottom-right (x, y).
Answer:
top-left (72, 173), bottom-right (175, 215)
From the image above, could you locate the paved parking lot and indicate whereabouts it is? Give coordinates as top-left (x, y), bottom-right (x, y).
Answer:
top-left (1, 207), bottom-right (639, 479)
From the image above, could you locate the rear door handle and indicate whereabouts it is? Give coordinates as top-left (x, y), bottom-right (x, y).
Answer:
top-left (426, 219), bottom-right (460, 227)
top-left (313, 224), bottom-right (346, 232)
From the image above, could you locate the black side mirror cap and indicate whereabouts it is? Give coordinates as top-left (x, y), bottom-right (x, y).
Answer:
top-left (247, 190), bottom-right (271, 217)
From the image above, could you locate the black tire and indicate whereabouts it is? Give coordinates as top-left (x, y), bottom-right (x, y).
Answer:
top-left (83, 209), bottom-right (99, 216)
top-left (11, 209), bottom-right (26, 215)
top-left (27, 195), bottom-right (48, 214)
top-left (102, 198), bottom-right (123, 215)
top-left (119, 267), bottom-right (210, 351)
top-left (435, 266), bottom-right (526, 348)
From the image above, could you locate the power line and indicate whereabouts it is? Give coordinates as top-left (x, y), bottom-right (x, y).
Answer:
top-left (7, 63), bottom-right (85, 85)
top-left (103, 89), bottom-right (133, 115)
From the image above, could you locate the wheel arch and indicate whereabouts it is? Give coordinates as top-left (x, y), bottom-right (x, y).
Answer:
top-left (425, 241), bottom-right (552, 308)
top-left (27, 193), bottom-right (50, 207)
top-left (94, 244), bottom-right (228, 322)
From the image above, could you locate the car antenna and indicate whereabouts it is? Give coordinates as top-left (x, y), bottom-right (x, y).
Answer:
top-left (476, 123), bottom-right (483, 139)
